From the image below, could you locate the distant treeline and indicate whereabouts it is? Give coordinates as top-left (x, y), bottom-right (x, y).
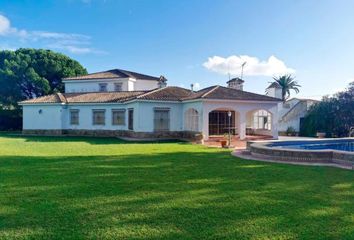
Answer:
top-left (300, 82), bottom-right (354, 137)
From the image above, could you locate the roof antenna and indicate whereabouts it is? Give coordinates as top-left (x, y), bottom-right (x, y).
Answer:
top-left (240, 61), bottom-right (247, 79)
top-left (227, 63), bottom-right (231, 81)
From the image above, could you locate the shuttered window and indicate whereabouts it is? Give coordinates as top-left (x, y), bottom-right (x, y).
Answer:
top-left (114, 83), bottom-right (123, 91)
top-left (70, 109), bottom-right (79, 125)
top-left (93, 109), bottom-right (106, 125)
top-left (112, 109), bottom-right (125, 125)
top-left (154, 108), bottom-right (170, 131)
top-left (99, 83), bottom-right (108, 92)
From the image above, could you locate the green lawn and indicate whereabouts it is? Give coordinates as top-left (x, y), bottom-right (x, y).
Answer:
top-left (0, 135), bottom-right (353, 240)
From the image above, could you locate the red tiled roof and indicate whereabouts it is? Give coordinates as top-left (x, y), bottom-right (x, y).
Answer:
top-left (19, 86), bottom-right (281, 104)
top-left (63, 69), bottom-right (160, 81)
top-left (192, 85), bottom-right (281, 101)
top-left (20, 91), bottom-right (147, 104)
top-left (137, 87), bottom-right (193, 101)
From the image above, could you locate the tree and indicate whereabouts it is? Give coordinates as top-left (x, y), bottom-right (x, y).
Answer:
top-left (267, 74), bottom-right (301, 101)
top-left (300, 82), bottom-right (354, 137)
top-left (0, 48), bottom-right (87, 108)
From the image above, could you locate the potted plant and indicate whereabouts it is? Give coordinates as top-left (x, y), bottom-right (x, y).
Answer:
top-left (220, 133), bottom-right (228, 148)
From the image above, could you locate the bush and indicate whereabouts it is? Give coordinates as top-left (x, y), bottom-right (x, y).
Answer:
top-left (286, 126), bottom-right (297, 136)
top-left (0, 109), bottom-right (22, 131)
top-left (300, 82), bottom-right (354, 137)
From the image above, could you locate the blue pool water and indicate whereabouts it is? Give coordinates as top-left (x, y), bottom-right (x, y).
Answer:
top-left (270, 139), bottom-right (354, 152)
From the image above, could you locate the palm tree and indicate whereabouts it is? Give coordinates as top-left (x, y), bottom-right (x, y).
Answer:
top-left (268, 74), bottom-right (301, 101)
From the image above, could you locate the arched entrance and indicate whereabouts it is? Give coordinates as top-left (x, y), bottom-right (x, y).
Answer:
top-left (246, 109), bottom-right (273, 136)
top-left (208, 109), bottom-right (239, 136)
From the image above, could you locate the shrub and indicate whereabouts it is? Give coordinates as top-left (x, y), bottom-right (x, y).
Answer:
top-left (0, 109), bottom-right (22, 131)
top-left (300, 82), bottom-right (354, 137)
top-left (286, 126), bottom-right (297, 136)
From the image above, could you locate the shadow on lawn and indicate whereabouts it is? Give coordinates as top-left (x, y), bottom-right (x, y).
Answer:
top-left (2, 133), bottom-right (187, 145)
top-left (0, 151), bottom-right (353, 239)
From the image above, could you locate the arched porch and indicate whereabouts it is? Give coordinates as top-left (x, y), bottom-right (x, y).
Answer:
top-left (208, 108), bottom-right (240, 136)
top-left (201, 101), bottom-right (279, 142)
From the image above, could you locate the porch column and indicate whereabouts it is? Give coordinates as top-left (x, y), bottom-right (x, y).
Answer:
top-left (271, 110), bottom-right (279, 139)
top-left (202, 109), bottom-right (209, 140)
top-left (238, 112), bottom-right (246, 140)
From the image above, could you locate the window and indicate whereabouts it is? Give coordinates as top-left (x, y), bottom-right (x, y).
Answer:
top-left (92, 109), bottom-right (106, 125)
top-left (114, 83), bottom-right (123, 91)
top-left (99, 83), bottom-right (108, 92)
top-left (112, 109), bottom-right (125, 125)
top-left (70, 109), bottom-right (79, 125)
top-left (154, 108), bottom-right (170, 131)
top-left (253, 110), bottom-right (271, 130)
top-left (184, 108), bottom-right (199, 131)
top-left (128, 109), bottom-right (134, 130)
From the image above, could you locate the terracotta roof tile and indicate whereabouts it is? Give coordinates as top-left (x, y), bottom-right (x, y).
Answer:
top-left (137, 87), bottom-right (193, 101)
top-left (195, 85), bottom-right (281, 101)
top-left (20, 91), bottom-right (147, 104)
top-left (19, 86), bottom-right (281, 104)
top-left (63, 69), bottom-right (160, 81)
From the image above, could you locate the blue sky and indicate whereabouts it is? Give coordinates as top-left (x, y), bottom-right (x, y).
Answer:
top-left (1, 0), bottom-right (353, 99)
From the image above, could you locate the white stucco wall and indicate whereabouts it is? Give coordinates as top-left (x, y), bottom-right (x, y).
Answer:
top-left (135, 80), bottom-right (159, 91)
top-left (64, 78), bottom-right (158, 93)
top-left (22, 99), bottom-right (279, 140)
top-left (135, 101), bottom-right (183, 132)
top-left (62, 104), bottom-right (131, 130)
top-left (64, 79), bottom-right (130, 93)
top-left (182, 101), bottom-right (203, 132)
top-left (266, 88), bottom-right (282, 99)
top-left (22, 101), bottom-right (186, 133)
top-left (22, 104), bottom-right (64, 130)
top-left (278, 118), bottom-right (301, 132)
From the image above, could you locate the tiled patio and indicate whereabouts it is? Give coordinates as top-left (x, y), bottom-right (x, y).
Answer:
top-left (203, 135), bottom-right (273, 149)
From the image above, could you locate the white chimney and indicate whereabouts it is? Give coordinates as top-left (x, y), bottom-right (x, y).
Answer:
top-left (158, 75), bottom-right (167, 88)
top-left (266, 82), bottom-right (282, 99)
top-left (227, 77), bottom-right (244, 90)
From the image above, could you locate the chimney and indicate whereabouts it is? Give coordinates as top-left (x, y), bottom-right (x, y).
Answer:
top-left (227, 77), bottom-right (244, 90)
top-left (158, 75), bottom-right (167, 88)
top-left (266, 82), bottom-right (282, 99)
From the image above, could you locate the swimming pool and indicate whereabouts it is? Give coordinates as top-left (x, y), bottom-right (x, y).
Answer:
top-left (247, 138), bottom-right (354, 169)
top-left (269, 139), bottom-right (354, 152)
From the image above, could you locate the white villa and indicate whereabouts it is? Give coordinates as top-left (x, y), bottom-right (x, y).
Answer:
top-left (265, 82), bottom-right (318, 134)
top-left (19, 68), bottom-right (281, 141)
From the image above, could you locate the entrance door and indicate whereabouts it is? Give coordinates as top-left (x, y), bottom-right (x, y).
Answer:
top-left (209, 110), bottom-right (235, 135)
top-left (128, 109), bottom-right (134, 130)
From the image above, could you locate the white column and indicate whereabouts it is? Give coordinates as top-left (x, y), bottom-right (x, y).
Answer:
top-left (202, 109), bottom-right (209, 140)
top-left (271, 110), bottom-right (279, 139)
top-left (238, 112), bottom-right (246, 140)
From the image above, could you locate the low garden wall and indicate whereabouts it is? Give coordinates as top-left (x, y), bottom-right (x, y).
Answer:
top-left (247, 140), bottom-right (354, 169)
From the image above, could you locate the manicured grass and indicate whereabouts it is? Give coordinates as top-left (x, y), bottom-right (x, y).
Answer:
top-left (0, 135), bottom-right (353, 240)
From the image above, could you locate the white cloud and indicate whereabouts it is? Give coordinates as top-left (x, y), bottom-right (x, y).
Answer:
top-left (0, 14), bottom-right (102, 54)
top-left (203, 55), bottom-right (295, 77)
top-left (0, 15), bottom-right (11, 34)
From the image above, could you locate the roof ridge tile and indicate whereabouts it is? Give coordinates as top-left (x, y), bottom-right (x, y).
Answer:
top-left (201, 85), bottom-right (220, 98)
top-left (136, 87), bottom-right (166, 99)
